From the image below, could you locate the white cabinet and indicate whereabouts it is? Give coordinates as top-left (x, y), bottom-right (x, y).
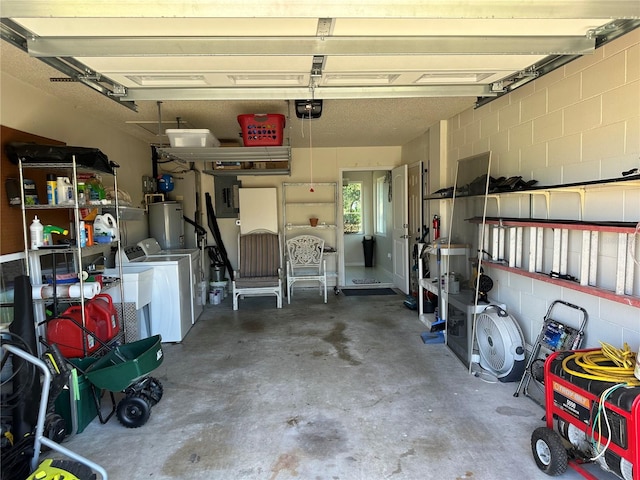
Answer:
top-left (282, 182), bottom-right (339, 286)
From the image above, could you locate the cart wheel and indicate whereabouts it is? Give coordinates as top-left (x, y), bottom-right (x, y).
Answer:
top-left (531, 427), bottom-right (568, 476)
top-left (44, 413), bottom-right (67, 445)
top-left (145, 377), bottom-right (164, 406)
top-left (117, 394), bottom-right (151, 428)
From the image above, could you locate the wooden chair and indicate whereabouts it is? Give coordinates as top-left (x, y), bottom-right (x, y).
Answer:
top-left (232, 230), bottom-right (283, 310)
top-left (286, 234), bottom-right (327, 304)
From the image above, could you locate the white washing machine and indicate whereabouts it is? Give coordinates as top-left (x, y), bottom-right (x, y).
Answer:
top-left (137, 237), bottom-right (203, 323)
top-left (105, 245), bottom-right (193, 343)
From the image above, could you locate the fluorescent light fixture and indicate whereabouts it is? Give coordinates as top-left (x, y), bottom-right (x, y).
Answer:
top-left (415, 72), bottom-right (494, 84)
top-left (127, 75), bottom-right (208, 86)
top-left (323, 74), bottom-right (399, 85)
top-left (229, 74), bottom-right (305, 86)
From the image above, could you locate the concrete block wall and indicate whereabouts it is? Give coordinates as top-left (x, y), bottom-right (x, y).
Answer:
top-left (445, 29), bottom-right (640, 349)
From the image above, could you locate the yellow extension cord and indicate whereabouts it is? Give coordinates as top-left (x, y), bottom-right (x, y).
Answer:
top-left (562, 342), bottom-right (640, 386)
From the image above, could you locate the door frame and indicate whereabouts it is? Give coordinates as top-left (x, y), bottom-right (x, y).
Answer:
top-left (338, 165), bottom-right (399, 288)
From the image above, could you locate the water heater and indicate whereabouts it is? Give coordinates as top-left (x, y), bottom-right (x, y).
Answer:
top-left (148, 201), bottom-right (184, 249)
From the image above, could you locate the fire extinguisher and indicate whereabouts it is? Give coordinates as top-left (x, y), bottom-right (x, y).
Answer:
top-left (432, 215), bottom-right (440, 240)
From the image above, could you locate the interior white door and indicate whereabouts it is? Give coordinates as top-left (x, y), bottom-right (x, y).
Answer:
top-left (392, 165), bottom-right (409, 293)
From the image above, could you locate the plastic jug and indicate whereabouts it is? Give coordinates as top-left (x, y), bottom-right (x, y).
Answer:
top-left (56, 176), bottom-right (74, 204)
top-left (46, 305), bottom-right (107, 358)
top-left (30, 215), bottom-right (44, 249)
top-left (86, 293), bottom-right (120, 341)
top-left (94, 213), bottom-right (118, 242)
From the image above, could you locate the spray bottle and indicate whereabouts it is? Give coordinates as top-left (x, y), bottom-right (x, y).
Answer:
top-left (43, 225), bottom-right (69, 246)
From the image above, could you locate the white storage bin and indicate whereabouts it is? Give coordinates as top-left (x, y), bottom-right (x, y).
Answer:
top-left (166, 129), bottom-right (220, 148)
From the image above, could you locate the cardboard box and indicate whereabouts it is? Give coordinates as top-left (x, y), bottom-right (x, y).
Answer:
top-left (267, 161), bottom-right (289, 169)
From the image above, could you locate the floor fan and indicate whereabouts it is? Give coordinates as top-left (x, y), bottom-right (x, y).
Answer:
top-left (474, 305), bottom-right (526, 382)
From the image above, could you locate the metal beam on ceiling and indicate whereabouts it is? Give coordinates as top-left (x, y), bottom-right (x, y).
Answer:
top-left (26, 35), bottom-right (596, 57)
top-left (0, 18), bottom-right (137, 111)
top-left (2, 1), bottom-right (639, 19)
top-left (120, 85), bottom-right (496, 101)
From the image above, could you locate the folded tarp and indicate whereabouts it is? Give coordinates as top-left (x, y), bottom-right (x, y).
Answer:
top-left (6, 142), bottom-right (115, 175)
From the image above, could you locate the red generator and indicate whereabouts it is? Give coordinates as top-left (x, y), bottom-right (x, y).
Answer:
top-left (531, 349), bottom-right (639, 480)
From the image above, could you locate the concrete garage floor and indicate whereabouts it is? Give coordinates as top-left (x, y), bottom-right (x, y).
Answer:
top-left (57, 290), bottom-right (604, 480)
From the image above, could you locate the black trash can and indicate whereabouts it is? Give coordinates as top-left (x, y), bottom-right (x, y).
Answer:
top-left (362, 235), bottom-right (375, 267)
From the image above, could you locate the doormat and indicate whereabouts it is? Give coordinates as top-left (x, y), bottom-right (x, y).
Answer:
top-left (342, 288), bottom-right (397, 296)
top-left (352, 278), bottom-right (380, 284)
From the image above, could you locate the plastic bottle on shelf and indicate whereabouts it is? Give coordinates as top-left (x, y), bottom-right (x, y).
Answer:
top-left (77, 182), bottom-right (86, 204)
top-left (87, 176), bottom-right (105, 202)
top-left (46, 174), bottom-right (57, 205)
top-left (79, 220), bottom-right (86, 247)
top-left (56, 176), bottom-right (74, 204)
top-left (30, 215), bottom-right (44, 249)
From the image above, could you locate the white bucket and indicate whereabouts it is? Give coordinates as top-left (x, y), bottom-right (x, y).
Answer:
top-left (209, 280), bottom-right (228, 299)
top-left (209, 289), bottom-right (222, 305)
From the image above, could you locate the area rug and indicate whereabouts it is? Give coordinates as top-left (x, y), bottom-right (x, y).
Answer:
top-left (352, 278), bottom-right (380, 284)
top-left (342, 288), bottom-right (397, 296)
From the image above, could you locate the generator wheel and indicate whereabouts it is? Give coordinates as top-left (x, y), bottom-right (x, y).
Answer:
top-left (531, 427), bottom-right (568, 476)
top-left (116, 394), bottom-right (151, 428)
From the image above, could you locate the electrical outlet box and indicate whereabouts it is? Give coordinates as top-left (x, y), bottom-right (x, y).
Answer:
top-left (214, 176), bottom-right (241, 218)
top-left (142, 175), bottom-right (156, 194)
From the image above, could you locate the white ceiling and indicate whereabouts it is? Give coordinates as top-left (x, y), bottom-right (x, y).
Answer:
top-left (1, 1), bottom-right (638, 148)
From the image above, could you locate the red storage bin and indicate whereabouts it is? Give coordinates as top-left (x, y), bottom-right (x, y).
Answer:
top-left (237, 114), bottom-right (285, 146)
top-left (86, 293), bottom-right (120, 341)
top-left (46, 305), bottom-right (108, 358)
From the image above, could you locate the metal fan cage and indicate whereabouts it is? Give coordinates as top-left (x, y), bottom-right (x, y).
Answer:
top-left (475, 307), bottom-right (525, 379)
